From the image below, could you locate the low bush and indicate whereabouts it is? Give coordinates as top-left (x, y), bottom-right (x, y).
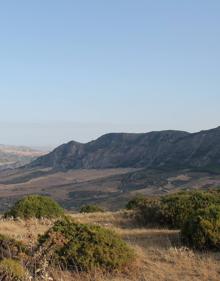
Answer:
top-left (181, 205), bottom-right (220, 250)
top-left (37, 217), bottom-right (134, 272)
top-left (80, 205), bottom-right (104, 213)
top-left (0, 234), bottom-right (28, 261)
top-left (4, 195), bottom-right (64, 219)
top-left (0, 258), bottom-right (28, 281)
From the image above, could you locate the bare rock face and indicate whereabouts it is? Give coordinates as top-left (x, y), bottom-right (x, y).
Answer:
top-left (29, 127), bottom-right (220, 171)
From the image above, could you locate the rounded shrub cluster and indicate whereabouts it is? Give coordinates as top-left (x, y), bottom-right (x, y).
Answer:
top-left (181, 205), bottom-right (220, 250)
top-left (37, 217), bottom-right (134, 271)
top-left (0, 259), bottom-right (28, 281)
top-left (80, 204), bottom-right (104, 213)
top-left (4, 195), bottom-right (64, 219)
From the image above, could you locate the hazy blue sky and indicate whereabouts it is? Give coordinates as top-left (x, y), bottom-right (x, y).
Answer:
top-left (0, 1), bottom-right (219, 146)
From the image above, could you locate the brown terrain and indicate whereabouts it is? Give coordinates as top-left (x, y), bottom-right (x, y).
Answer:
top-left (0, 167), bottom-right (220, 212)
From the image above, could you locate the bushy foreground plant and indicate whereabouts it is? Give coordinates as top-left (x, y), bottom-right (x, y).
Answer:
top-left (0, 258), bottom-right (28, 281)
top-left (4, 195), bottom-right (64, 219)
top-left (181, 205), bottom-right (220, 250)
top-left (37, 217), bottom-right (134, 271)
top-left (0, 234), bottom-right (28, 261)
top-left (80, 204), bottom-right (104, 213)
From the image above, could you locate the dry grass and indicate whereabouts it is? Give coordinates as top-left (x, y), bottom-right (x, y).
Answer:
top-left (0, 217), bottom-right (53, 245)
top-left (0, 211), bottom-right (220, 281)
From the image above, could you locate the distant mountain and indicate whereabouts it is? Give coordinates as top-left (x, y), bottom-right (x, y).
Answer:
top-left (29, 127), bottom-right (220, 171)
top-left (0, 145), bottom-right (48, 171)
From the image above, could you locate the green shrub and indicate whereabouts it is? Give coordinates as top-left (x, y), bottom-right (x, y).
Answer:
top-left (0, 234), bottom-right (28, 261)
top-left (80, 205), bottom-right (104, 213)
top-left (136, 191), bottom-right (220, 229)
top-left (161, 191), bottom-right (220, 228)
top-left (37, 217), bottom-right (134, 271)
top-left (181, 205), bottom-right (220, 250)
top-left (136, 198), bottom-right (164, 226)
top-left (4, 195), bottom-right (64, 219)
top-left (0, 258), bottom-right (28, 281)
top-left (126, 195), bottom-right (148, 210)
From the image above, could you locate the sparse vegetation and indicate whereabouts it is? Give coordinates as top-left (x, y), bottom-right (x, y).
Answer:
top-left (0, 258), bottom-right (28, 281)
top-left (80, 204), bottom-right (105, 213)
top-left (4, 195), bottom-right (64, 219)
top-left (0, 211), bottom-right (220, 280)
top-left (0, 234), bottom-right (28, 261)
top-left (0, 191), bottom-right (220, 280)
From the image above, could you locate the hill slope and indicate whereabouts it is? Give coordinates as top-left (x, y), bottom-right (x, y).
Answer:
top-left (30, 127), bottom-right (220, 171)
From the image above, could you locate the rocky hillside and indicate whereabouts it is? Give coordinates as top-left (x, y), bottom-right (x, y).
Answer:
top-left (30, 127), bottom-right (220, 171)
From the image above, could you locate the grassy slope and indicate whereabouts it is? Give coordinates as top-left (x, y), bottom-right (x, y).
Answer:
top-left (0, 211), bottom-right (219, 281)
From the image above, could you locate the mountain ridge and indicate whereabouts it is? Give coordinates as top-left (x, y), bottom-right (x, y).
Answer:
top-left (29, 126), bottom-right (220, 171)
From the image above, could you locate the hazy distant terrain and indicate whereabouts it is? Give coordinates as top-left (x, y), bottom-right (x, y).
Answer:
top-left (0, 145), bottom-right (48, 171)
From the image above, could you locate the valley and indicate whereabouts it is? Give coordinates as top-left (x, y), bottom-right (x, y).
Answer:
top-left (0, 166), bottom-right (220, 212)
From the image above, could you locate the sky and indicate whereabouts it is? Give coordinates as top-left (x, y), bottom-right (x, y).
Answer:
top-left (0, 0), bottom-right (219, 147)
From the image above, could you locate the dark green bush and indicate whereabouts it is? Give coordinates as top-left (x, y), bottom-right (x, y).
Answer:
top-left (0, 234), bottom-right (28, 261)
top-left (161, 191), bottom-right (220, 228)
top-left (136, 191), bottom-right (220, 229)
top-left (126, 195), bottom-right (148, 210)
top-left (80, 205), bottom-right (104, 213)
top-left (181, 205), bottom-right (220, 250)
top-left (135, 198), bottom-right (164, 226)
top-left (0, 258), bottom-right (28, 281)
top-left (4, 195), bottom-right (64, 219)
top-left (37, 217), bottom-right (134, 271)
